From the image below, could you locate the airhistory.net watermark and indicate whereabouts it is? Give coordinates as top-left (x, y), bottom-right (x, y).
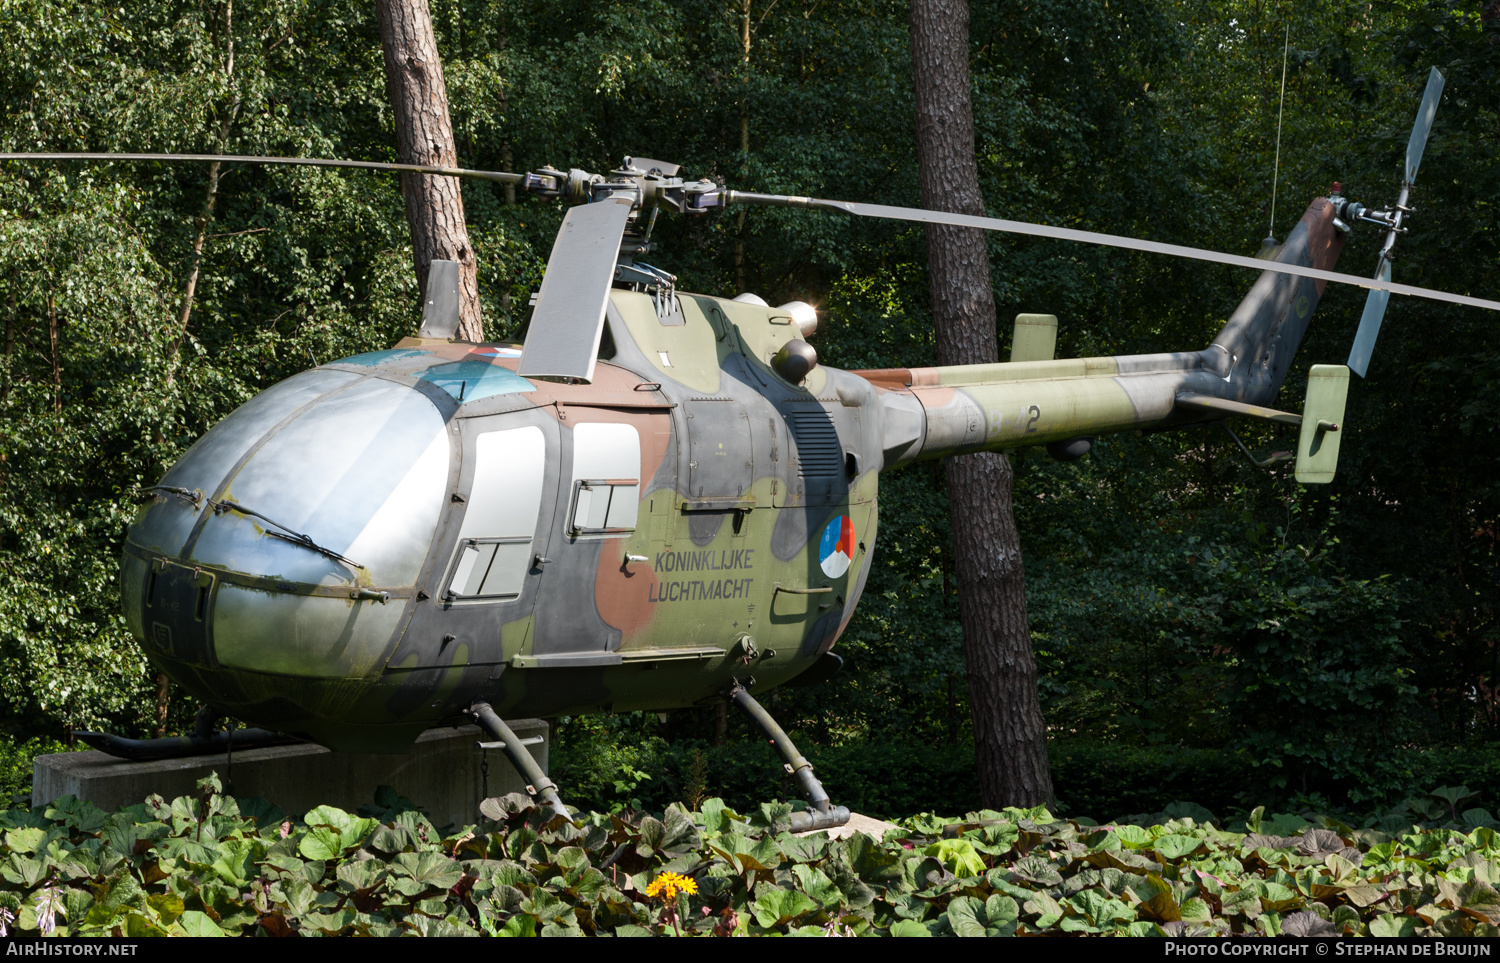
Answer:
top-left (2, 945), bottom-right (138, 956)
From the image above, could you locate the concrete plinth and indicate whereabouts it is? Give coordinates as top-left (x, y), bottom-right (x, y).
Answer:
top-left (32, 720), bottom-right (548, 829)
top-left (819, 812), bottom-right (901, 841)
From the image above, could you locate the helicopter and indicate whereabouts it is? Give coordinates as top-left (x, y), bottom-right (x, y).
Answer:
top-left (6, 68), bottom-right (1497, 827)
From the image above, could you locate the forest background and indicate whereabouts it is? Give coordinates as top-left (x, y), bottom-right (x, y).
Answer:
top-left (0, 0), bottom-right (1496, 821)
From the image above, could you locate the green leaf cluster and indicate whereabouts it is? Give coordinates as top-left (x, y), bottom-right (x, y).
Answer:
top-left (8, 774), bottom-right (1500, 936)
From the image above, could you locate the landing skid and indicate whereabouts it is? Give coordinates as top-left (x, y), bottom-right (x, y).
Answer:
top-left (469, 702), bottom-right (570, 820)
top-left (73, 726), bottom-right (300, 761)
top-left (729, 683), bottom-right (851, 832)
top-left (471, 686), bottom-right (851, 833)
top-left (74, 705), bottom-right (302, 761)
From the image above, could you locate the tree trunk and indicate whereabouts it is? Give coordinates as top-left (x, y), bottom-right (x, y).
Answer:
top-left (376, 0), bottom-right (482, 341)
top-left (154, 672), bottom-right (170, 739)
top-left (909, 0), bottom-right (1053, 808)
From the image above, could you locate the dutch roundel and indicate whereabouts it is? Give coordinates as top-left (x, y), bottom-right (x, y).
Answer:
top-left (818, 515), bottom-right (855, 578)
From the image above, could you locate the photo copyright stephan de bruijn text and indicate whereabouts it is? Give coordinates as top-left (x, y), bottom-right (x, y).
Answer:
top-left (1164, 945), bottom-right (1493, 956)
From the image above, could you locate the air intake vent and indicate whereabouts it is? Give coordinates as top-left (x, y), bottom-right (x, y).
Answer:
top-left (788, 409), bottom-right (841, 480)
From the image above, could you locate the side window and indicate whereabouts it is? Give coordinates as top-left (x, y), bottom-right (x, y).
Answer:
top-left (569, 423), bottom-right (641, 537)
top-left (446, 426), bottom-right (545, 600)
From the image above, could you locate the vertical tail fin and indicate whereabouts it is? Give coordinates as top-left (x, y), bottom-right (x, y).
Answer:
top-left (1210, 197), bottom-right (1347, 405)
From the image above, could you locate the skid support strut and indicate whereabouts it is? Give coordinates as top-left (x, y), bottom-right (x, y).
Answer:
top-left (729, 684), bottom-right (851, 832)
top-left (468, 702), bottom-right (571, 821)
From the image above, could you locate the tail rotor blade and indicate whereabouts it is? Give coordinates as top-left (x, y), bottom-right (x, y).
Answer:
top-left (1346, 66), bottom-right (1443, 378)
top-left (1406, 67), bottom-right (1445, 185)
top-left (1347, 262), bottom-right (1393, 378)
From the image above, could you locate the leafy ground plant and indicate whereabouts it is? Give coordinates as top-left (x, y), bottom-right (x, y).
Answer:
top-left (2, 774), bottom-right (1500, 936)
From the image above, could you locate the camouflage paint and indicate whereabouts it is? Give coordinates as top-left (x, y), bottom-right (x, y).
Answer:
top-left (119, 196), bottom-right (1345, 753)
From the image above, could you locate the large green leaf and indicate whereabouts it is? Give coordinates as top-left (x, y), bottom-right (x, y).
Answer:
top-left (752, 887), bottom-right (819, 928)
top-left (209, 837), bottom-right (263, 888)
top-left (924, 838), bottom-right (987, 878)
top-left (945, 895), bottom-right (990, 937)
top-left (174, 910), bottom-right (227, 937)
top-left (299, 806), bottom-right (376, 860)
top-left (888, 919), bottom-right (934, 937)
top-left (791, 863), bottom-right (843, 907)
top-left (3, 827), bottom-right (48, 856)
top-left (698, 798), bottom-right (741, 837)
top-left (1152, 834), bottom-right (1202, 861)
top-left (1369, 913), bottom-right (1419, 937)
top-left (336, 859), bottom-right (388, 895)
top-left (392, 851), bottom-right (463, 892)
top-left (42, 797), bottom-right (108, 833)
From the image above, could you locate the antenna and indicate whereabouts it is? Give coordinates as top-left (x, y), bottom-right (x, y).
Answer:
top-left (1267, 21), bottom-right (1290, 244)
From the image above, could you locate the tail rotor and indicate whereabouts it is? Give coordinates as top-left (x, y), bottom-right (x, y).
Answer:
top-left (1344, 66), bottom-right (1446, 378)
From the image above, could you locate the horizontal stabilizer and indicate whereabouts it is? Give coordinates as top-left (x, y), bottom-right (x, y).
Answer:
top-left (1295, 365), bottom-right (1351, 484)
top-left (1175, 393), bottom-right (1302, 426)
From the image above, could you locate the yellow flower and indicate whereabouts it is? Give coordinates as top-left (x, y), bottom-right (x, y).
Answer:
top-left (646, 871), bottom-right (698, 900)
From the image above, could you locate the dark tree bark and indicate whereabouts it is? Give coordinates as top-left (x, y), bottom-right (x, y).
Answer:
top-left (376, 0), bottom-right (482, 341)
top-left (909, 0), bottom-right (1053, 808)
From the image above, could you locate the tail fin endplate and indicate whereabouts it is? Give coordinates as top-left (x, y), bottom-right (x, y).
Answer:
top-left (1295, 364), bottom-right (1351, 484)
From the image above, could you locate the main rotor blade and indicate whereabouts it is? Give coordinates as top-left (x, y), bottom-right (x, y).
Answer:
top-left (723, 192), bottom-right (1500, 314)
top-left (518, 197), bottom-right (635, 383)
top-left (1406, 67), bottom-right (1445, 186)
top-left (1347, 261), bottom-right (1393, 378)
top-left (0, 151), bottom-right (522, 185)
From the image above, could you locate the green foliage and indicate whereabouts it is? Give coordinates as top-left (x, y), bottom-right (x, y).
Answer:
top-left (553, 723), bottom-right (984, 819)
top-left (0, 0), bottom-right (424, 737)
top-left (0, 738), bottom-right (64, 802)
top-left (1025, 462), bottom-right (1420, 798)
top-left (1220, 557), bottom-right (1415, 802)
top-left (6, 775), bottom-right (1500, 936)
top-left (555, 727), bottom-right (1500, 823)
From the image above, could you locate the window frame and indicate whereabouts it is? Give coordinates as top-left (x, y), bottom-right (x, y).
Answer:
top-left (568, 477), bottom-right (641, 537)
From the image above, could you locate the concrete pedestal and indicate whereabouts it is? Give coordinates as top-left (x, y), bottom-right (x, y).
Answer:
top-left (32, 720), bottom-right (548, 829)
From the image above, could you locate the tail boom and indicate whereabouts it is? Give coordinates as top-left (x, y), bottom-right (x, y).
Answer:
top-left (859, 195), bottom-right (1348, 468)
